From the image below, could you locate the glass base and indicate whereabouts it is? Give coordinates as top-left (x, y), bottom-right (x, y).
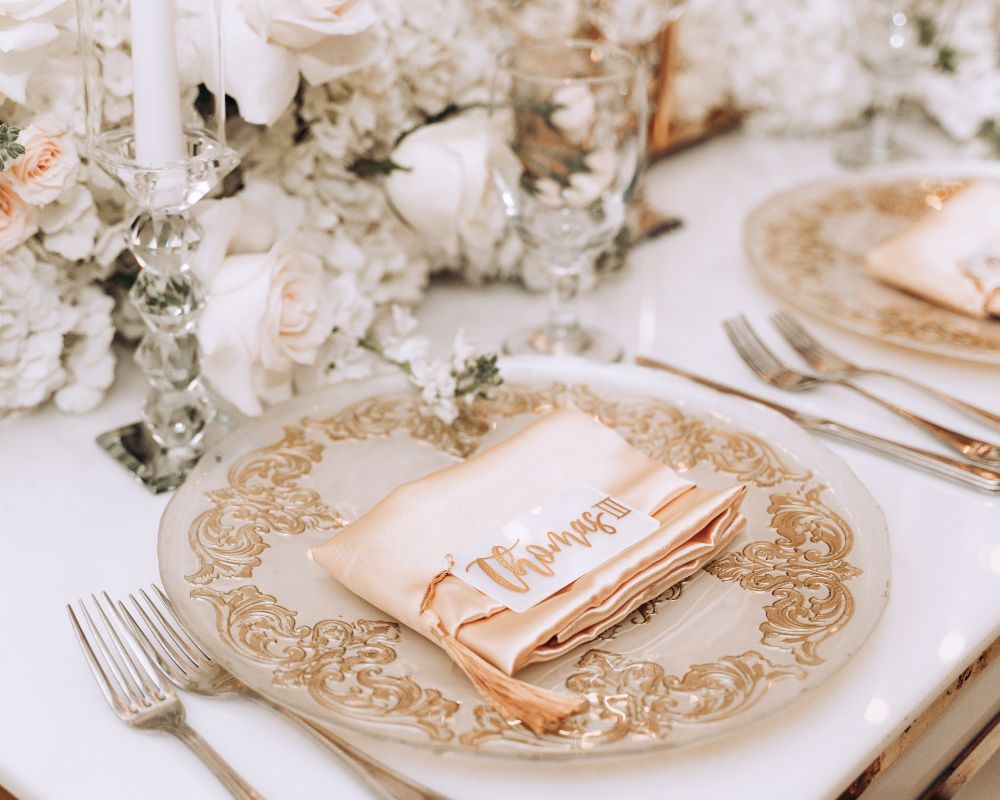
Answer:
top-left (503, 325), bottom-right (623, 362)
top-left (834, 125), bottom-right (913, 170)
top-left (96, 412), bottom-right (235, 494)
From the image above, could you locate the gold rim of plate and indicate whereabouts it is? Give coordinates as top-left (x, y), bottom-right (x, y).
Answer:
top-left (157, 359), bottom-right (890, 759)
top-left (745, 165), bottom-right (1000, 364)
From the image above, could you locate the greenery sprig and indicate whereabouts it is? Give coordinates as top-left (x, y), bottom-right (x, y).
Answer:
top-left (0, 122), bottom-right (25, 170)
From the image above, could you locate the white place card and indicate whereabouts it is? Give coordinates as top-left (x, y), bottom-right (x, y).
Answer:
top-left (452, 484), bottom-right (660, 613)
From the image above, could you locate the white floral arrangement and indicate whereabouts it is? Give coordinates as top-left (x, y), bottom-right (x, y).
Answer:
top-left (1, 0), bottom-right (998, 422)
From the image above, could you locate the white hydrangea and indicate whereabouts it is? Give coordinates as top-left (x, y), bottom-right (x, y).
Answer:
top-left (0, 247), bottom-right (114, 413)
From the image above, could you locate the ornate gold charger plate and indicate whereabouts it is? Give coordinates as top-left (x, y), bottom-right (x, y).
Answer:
top-left (745, 165), bottom-right (1000, 364)
top-left (158, 357), bottom-right (889, 758)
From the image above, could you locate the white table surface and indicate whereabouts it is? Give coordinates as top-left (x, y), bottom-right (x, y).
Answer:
top-left (2, 132), bottom-right (999, 800)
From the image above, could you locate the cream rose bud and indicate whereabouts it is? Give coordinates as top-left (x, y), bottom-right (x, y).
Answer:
top-left (0, 179), bottom-right (38, 252)
top-left (7, 125), bottom-right (79, 205)
top-left (260, 240), bottom-right (335, 369)
top-left (199, 237), bottom-right (335, 416)
top-left (550, 84), bottom-right (596, 142)
top-left (385, 113), bottom-right (516, 260)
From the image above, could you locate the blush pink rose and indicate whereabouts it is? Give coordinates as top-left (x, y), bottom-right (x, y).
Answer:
top-left (7, 125), bottom-right (79, 205)
top-left (0, 180), bottom-right (38, 252)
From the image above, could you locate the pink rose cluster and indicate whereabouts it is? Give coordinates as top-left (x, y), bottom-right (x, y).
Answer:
top-left (0, 124), bottom-right (79, 253)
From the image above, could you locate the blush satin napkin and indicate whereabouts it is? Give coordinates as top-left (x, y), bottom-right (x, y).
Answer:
top-left (310, 404), bottom-right (747, 734)
top-left (866, 181), bottom-right (1000, 319)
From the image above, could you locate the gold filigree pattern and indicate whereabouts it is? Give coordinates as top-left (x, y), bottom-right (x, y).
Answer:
top-left (178, 381), bottom-right (867, 750)
top-left (749, 176), bottom-right (1000, 358)
top-left (192, 585), bottom-right (459, 741)
top-left (597, 578), bottom-right (688, 640)
top-left (186, 427), bottom-right (345, 585)
top-left (707, 483), bottom-right (862, 665)
top-left (460, 649), bottom-right (804, 747)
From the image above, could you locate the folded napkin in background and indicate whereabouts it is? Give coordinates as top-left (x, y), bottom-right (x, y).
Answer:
top-left (310, 404), bottom-right (747, 734)
top-left (865, 181), bottom-right (1000, 319)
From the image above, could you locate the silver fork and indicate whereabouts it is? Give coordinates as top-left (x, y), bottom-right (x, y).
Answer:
top-left (68, 593), bottom-right (263, 800)
top-left (113, 586), bottom-right (446, 800)
top-left (771, 311), bottom-right (1000, 432)
top-left (724, 315), bottom-right (1000, 467)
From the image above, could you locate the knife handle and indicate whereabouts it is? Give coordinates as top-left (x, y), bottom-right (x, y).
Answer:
top-left (807, 418), bottom-right (1000, 494)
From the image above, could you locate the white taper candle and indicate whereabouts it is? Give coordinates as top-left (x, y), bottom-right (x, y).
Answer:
top-left (129, 0), bottom-right (186, 165)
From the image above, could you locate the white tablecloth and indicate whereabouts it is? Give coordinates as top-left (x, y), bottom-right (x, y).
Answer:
top-left (2, 132), bottom-right (999, 800)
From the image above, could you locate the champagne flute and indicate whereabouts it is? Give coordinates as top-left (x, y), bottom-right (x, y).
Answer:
top-left (492, 40), bottom-right (648, 361)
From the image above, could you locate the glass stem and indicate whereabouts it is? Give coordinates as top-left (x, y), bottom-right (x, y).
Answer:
top-left (128, 209), bottom-right (214, 470)
top-left (544, 254), bottom-right (589, 354)
top-left (870, 75), bottom-right (898, 162)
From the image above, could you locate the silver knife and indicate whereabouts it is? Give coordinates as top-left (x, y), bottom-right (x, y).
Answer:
top-left (636, 355), bottom-right (1000, 494)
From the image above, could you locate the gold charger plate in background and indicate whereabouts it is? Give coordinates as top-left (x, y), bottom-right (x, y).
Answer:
top-left (745, 167), bottom-right (1000, 364)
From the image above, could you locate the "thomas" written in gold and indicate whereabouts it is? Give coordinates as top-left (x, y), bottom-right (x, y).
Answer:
top-left (465, 497), bottom-right (632, 593)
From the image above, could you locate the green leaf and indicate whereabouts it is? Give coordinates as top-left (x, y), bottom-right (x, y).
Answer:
top-left (0, 122), bottom-right (24, 170)
top-left (348, 157), bottom-right (411, 177)
top-left (936, 46), bottom-right (957, 74)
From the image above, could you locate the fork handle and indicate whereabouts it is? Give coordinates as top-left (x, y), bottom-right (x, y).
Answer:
top-left (171, 722), bottom-right (265, 800)
top-left (861, 368), bottom-right (1000, 432)
top-left (246, 691), bottom-right (447, 800)
top-left (835, 379), bottom-right (1000, 466)
top-left (806, 418), bottom-right (1000, 493)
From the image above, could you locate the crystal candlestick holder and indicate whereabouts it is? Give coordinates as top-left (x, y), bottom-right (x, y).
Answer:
top-left (93, 128), bottom-right (239, 493)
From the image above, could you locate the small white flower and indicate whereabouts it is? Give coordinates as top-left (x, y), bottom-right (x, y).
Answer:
top-left (451, 328), bottom-right (476, 370)
top-left (408, 357), bottom-right (458, 424)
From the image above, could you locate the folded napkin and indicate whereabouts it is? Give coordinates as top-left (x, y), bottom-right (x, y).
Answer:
top-left (865, 182), bottom-right (1000, 319)
top-left (310, 404), bottom-right (747, 733)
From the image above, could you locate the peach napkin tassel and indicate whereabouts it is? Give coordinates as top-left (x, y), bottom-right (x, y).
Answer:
top-left (418, 558), bottom-right (587, 736)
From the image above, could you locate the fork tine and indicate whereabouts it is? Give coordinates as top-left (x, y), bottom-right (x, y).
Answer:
top-left (141, 587), bottom-right (203, 665)
top-left (724, 318), bottom-right (781, 381)
top-left (151, 584), bottom-right (213, 662)
top-left (724, 319), bottom-right (770, 381)
top-left (771, 311), bottom-right (828, 364)
top-left (94, 592), bottom-right (168, 702)
top-left (730, 315), bottom-right (786, 373)
top-left (113, 596), bottom-right (185, 685)
top-left (68, 604), bottom-right (129, 715)
top-left (130, 592), bottom-right (197, 672)
top-left (77, 599), bottom-right (143, 710)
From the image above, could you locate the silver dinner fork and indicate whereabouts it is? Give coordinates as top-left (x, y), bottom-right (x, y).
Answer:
top-left (113, 586), bottom-right (447, 800)
top-left (771, 311), bottom-right (1000, 432)
top-left (68, 593), bottom-right (263, 800)
top-left (723, 315), bottom-right (1000, 467)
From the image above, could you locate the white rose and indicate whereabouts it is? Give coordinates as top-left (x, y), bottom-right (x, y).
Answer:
top-left (243, 0), bottom-right (379, 85)
top-left (385, 112), bottom-right (517, 263)
top-left (0, 1), bottom-right (71, 103)
top-left (0, 179), bottom-right (37, 252)
top-left (194, 179), bottom-right (305, 284)
top-left (174, 0), bottom-right (298, 126)
top-left (260, 241), bottom-right (335, 369)
top-left (7, 124), bottom-right (79, 205)
top-left (0, 1), bottom-right (67, 19)
top-left (199, 239), bottom-right (334, 416)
